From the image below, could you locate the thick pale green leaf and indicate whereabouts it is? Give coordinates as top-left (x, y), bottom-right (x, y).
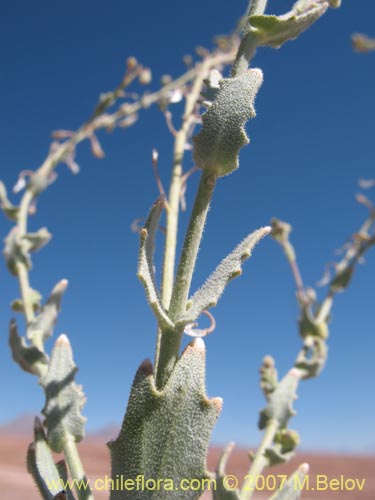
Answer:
top-left (259, 368), bottom-right (300, 430)
top-left (27, 279), bottom-right (68, 343)
top-left (9, 319), bottom-right (48, 375)
top-left (3, 226), bottom-right (51, 275)
top-left (41, 334), bottom-right (87, 453)
top-left (109, 338), bottom-right (222, 500)
top-left (3, 227), bottom-right (31, 275)
top-left (24, 227), bottom-right (52, 252)
top-left (193, 69), bottom-right (263, 177)
top-left (137, 199), bottom-right (174, 330)
top-left (177, 227), bottom-right (270, 328)
top-left (249, 0), bottom-right (337, 49)
top-left (269, 463), bottom-right (309, 500)
top-left (0, 180), bottom-right (19, 220)
top-left (27, 417), bottom-right (76, 500)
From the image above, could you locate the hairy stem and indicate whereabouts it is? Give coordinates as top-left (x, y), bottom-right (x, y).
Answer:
top-left (156, 170), bottom-right (217, 388)
top-left (240, 418), bottom-right (279, 500)
top-left (155, 52), bottom-right (236, 374)
top-left (63, 437), bottom-right (93, 500)
top-left (231, 0), bottom-right (268, 76)
top-left (15, 189), bottom-right (37, 331)
top-left (161, 53), bottom-right (237, 310)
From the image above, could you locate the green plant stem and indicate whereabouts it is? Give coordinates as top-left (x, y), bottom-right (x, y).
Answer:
top-left (240, 418), bottom-right (279, 500)
top-left (249, 0), bottom-right (268, 16)
top-left (63, 436), bottom-right (93, 500)
top-left (231, 0), bottom-right (268, 76)
top-left (156, 169), bottom-right (217, 388)
top-left (16, 189), bottom-right (37, 330)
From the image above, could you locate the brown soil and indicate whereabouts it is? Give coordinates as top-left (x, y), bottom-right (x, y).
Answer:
top-left (0, 434), bottom-right (373, 499)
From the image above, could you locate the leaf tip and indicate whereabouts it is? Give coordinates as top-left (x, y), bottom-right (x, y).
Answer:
top-left (139, 358), bottom-right (153, 376)
top-left (299, 462), bottom-right (309, 474)
top-left (211, 396), bottom-right (223, 413)
top-left (56, 333), bottom-right (70, 346)
top-left (190, 337), bottom-right (206, 354)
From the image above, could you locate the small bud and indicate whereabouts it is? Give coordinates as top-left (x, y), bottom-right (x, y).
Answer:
top-left (139, 68), bottom-right (152, 85)
top-left (271, 218), bottom-right (292, 243)
top-left (183, 54), bottom-right (193, 66)
top-left (127, 56), bottom-right (138, 70)
top-left (161, 74), bottom-right (172, 85)
top-left (274, 429), bottom-right (300, 454)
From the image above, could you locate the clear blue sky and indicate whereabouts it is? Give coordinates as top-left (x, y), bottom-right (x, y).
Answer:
top-left (1, 0), bottom-right (374, 453)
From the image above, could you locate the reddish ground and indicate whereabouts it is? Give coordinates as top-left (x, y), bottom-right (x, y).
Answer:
top-left (0, 433), bottom-right (374, 499)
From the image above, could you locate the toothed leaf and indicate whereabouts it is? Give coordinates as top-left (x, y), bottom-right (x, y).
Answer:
top-left (3, 227), bottom-right (32, 274)
top-left (41, 335), bottom-right (87, 453)
top-left (27, 280), bottom-right (68, 343)
top-left (193, 69), bottom-right (263, 177)
top-left (250, 2), bottom-right (329, 48)
top-left (177, 227), bottom-right (270, 328)
top-left (109, 339), bottom-right (221, 500)
top-left (259, 369), bottom-right (300, 430)
top-left (269, 464), bottom-right (309, 500)
top-left (9, 319), bottom-right (48, 375)
top-left (0, 180), bottom-right (19, 220)
top-left (137, 199), bottom-right (174, 330)
top-left (24, 227), bottom-right (52, 252)
top-left (27, 417), bottom-right (75, 500)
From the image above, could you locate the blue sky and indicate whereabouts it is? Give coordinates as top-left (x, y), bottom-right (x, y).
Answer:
top-left (1, 0), bottom-right (374, 453)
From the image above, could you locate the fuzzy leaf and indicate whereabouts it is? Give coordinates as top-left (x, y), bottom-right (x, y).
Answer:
top-left (27, 279), bottom-right (68, 343)
top-left (24, 227), bottom-right (52, 252)
top-left (249, 0), bottom-right (339, 49)
top-left (259, 368), bottom-right (300, 430)
top-left (269, 463), bottom-right (309, 500)
top-left (3, 227), bottom-right (51, 275)
top-left (41, 334), bottom-right (87, 453)
top-left (0, 180), bottom-right (19, 220)
top-left (27, 417), bottom-right (76, 500)
top-left (9, 319), bottom-right (48, 375)
top-left (109, 338), bottom-right (222, 500)
top-left (3, 227), bottom-right (31, 275)
top-left (177, 227), bottom-right (270, 328)
top-left (138, 199), bottom-right (174, 330)
top-left (193, 69), bottom-right (263, 177)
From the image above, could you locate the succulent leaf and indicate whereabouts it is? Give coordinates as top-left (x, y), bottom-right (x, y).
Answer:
top-left (9, 319), bottom-right (48, 375)
top-left (109, 338), bottom-right (221, 500)
top-left (27, 279), bottom-right (68, 343)
top-left (249, 0), bottom-right (341, 49)
top-left (27, 417), bottom-right (75, 500)
top-left (258, 368), bottom-right (300, 430)
top-left (193, 69), bottom-right (263, 177)
top-left (24, 227), bottom-right (52, 252)
top-left (177, 227), bottom-right (270, 328)
top-left (0, 180), bottom-right (19, 220)
top-left (41, 334), bottom-right (87, 453)
top-left (137, 199), bottom-right (174, 330)
top-left (269, 463), bottom-right (309, 500)
top-left (3, 227), bottom-right (32, 275)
